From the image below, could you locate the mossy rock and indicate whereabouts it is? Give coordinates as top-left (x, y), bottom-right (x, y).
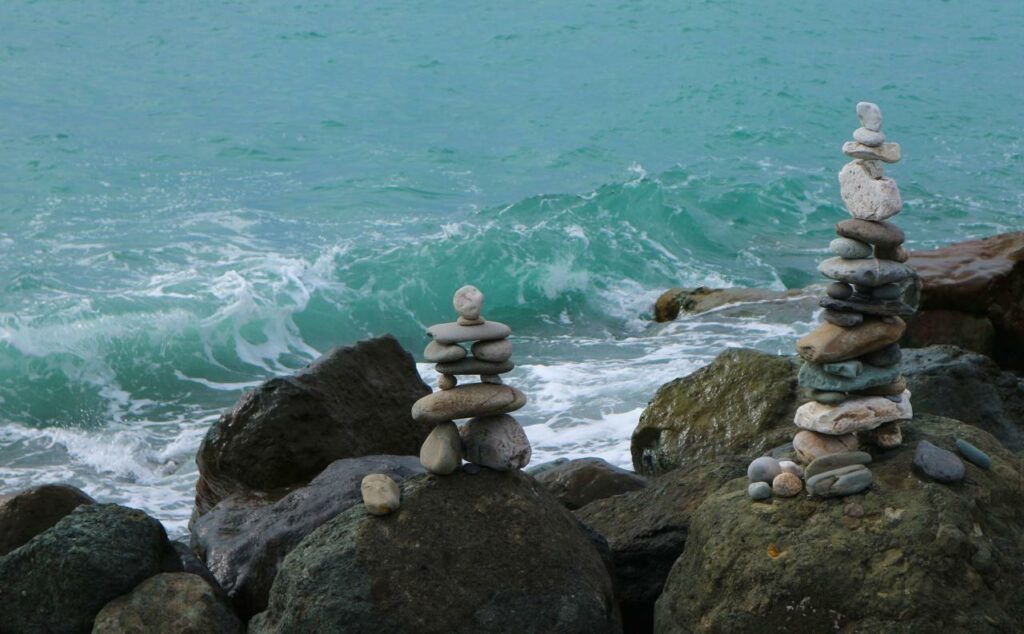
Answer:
top-left (631, 349), bottom-right (800, 476)
top-left (654, 414), bottom-right (1024, 633)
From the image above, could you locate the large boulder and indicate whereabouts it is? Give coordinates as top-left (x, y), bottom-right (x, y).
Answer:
top-left (191, 455), bottom-right (426, 618)
top-left (631, 349), bottom-right (800, 475)
top-left (901, 309), bottom-right (995, 357)
top-left (249, 470), bottom-right (621, 634)
top-left (655, 415), bottom-right (1024, 633)
top-left (576, 457), bottom-right (747, 634)
top-left (92, 572), bottom-right (242, 634)
top-left (0, 504), bottom-right (169, 634)
top-left (902, 346), bottom-right (1024, 451)
top-left (0, 483), bottom-right (94, 556)
top-left (530, 457), bottom-right (648, 510)
top-left (194, 335), bottom-right (431, 515)
top-left (909, 231), bottom-right (1024, 369)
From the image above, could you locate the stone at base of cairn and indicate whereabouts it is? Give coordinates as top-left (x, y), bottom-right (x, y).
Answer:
top-left (420, 422), bottom-right (462, 475)
top-left (461, 414), bottom-right (532, 471)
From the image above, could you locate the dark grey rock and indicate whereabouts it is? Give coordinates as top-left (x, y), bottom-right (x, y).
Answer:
top-left (746, 456), bottom-right (782, 484)
top-left (872, 284), bottom-right (902, 300)
top-left (191, 455), bottom-right (425, 619)
top-left (835, 219), bottom-right (905, 248)
top-left (804, 451), bottom-right (873, 480)
top-left (194, 335), bottom-right (431, 516)
top-left (827, 282), bottom-right (854, 300)
top-left (820, 295), bottom-right (916, 317)
top-left (434, 357), bottom-right (514, 376)
top-left (913, 440), bottom-right (965, 483)
top-left (531, 458), bottom-right (647, 510)
top-left (249, 471), bottom-right (621, 634)
top-left (823, 309), bottom-right (864, 327)
top-left (809, 390), bottom-right (847, 404)
top-left (862, 343), bottom-right (902, 367)
top-left (0, 504), bottom-right (169, 634)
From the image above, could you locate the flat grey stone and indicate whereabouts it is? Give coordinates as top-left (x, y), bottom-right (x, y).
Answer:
top-left (799, 361), bottom-right (901, 392)
top-left (424, 341), bottom-right (468, 363)
top-left (853, 127), bottom-right (885, 147)
top-left (830, 237), bottom-right (873, 259)
top-left (435, 357), bottom-right (514, 376)
top-left (835, 219), bottom-right (905, 248)
top-left (913, 440), bottom-right (965, 483)
top-left (842, 141), bottom-right (901, 163)
top-left (823, 361), bottom-right (862, 378)
top-left (823, 309), bottom-right (864, 327)
top-left (857, 102), bottom-right (883, 131)
top-left (747, 482), bottom-right (771, 501)
top-left (871, 284), bottom-right (902, 301)
top-left (805, 451), bottom-right (873, 480)
top-left (830, 468), bottom-right (873, 496)
top-left (819, 296), bottom-right (916, 317)
top-left (427, 321), bottom-right (512, 345)
top-left (471, 338), bottom-right (512, 363)
top-left (818, 257), bottom-right (914, 287)
top-left (839, 161), bottom-right (902, 222)
top-left (955, 439), bottom-right (992, 470)
top-left (807, 464), bottom-right (871, 497)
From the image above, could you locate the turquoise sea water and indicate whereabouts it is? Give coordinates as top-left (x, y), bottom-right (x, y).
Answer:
top-left (1, 1), bottom-right (1022, 535)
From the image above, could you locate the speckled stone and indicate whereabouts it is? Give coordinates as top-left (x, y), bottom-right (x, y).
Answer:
top-left (830, 237), bottom-right (873, 259)
top-left (779, 460), bottom-right (804, 478)
top-left (827, 282), bottom-right (854, 300)
top-left (913, 440), bottom-right (965, 483)
top-left (871, 284), bottom-right (902, 301)
top-left (747, 456), bottom-right (782, 484)
top-left (772, 472), bottom-right (803, 497)
top-left (794, 390), bottom-right (913, 434)
top-left (823, 361), bottom-right (862, 378)
top-left (842, 141), bottom-right (902, 163)
top-left (818, 257), bottom-right (913, 287)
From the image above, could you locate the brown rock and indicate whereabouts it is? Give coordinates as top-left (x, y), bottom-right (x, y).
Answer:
top-left (796, 317), bottom-right (906, 363)
top-left (875, 244), bottom-right (909, 262)
top-left (792, 430), bottom-right (859, 464)
top-left (0, 484), bottom-right (95, 557)
top-left (652, 286), bottom-right (812, 322)
top-left (859, 421), bottom-right (903, 449)
top-left (902, 309), bottom-right (996, 358)
top-left (854, 376), bottom-right (907, 396)
top-left (530, 458), bottom-right (647, 510)
top-left (771, 472), bottom-right (803, 497)
top-left (909, 231), bottom-right (1024, 369)
top-left (92, 572), bottom-right (242, 634)
top-left (835, 219), bottom-right (905, 248)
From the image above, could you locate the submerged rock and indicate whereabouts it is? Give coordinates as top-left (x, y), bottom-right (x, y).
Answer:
top-left (530, 457), bottom-right (647, 510)
top-left (0, 504), bottom-right (170, 634)
top-left (92, 572), bottom-right (242, 634)
top-left (632, 349), bottom-right (800, 475)
top-left (194, 336), bottom-right (431, 516)
top-left (249, 470), bottom-right (621, 634)
top-left (655, 415), bottom-right (1023, 633)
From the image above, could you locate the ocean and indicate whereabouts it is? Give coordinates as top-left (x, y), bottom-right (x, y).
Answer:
top-left (1, 0), bottom-right (1021, 538)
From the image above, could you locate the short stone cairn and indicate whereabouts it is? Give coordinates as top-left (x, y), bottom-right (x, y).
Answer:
top-left (749, 102), bottom-right (923, 500)
top-left (414, 285), bottom-right (532, 474)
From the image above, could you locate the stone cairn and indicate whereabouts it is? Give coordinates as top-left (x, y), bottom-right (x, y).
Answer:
top-left (748, 102), bottom-right (917, 501)
top-left (414, 285), bottom-right (532, 475)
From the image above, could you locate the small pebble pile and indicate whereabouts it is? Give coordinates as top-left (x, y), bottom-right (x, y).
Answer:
top-left (415, 285), bottom-right (532, 475)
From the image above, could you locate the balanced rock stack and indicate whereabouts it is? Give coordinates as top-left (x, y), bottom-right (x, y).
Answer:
top-left (413, 285), bottom-right (532, 475)
top-left (789, 102), bottom-right (916, 496)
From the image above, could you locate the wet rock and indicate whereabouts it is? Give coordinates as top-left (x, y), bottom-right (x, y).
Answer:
top-left (361, 474), bottom-right (401, 515)
top-left (93, 572), bottom-right (242, 634)
top-left (796, 317), bottom-right (905, 363)
top-left (794, 390), bottom-right (912, 434)
top-left (460, 414), bottom-right (532, 471)
top-left (531, 457), bottom-right (647, 510)
top-left (190, 456), bottom-right (425, 619)
top-left (631, 349), bottom-right (799, 475)
top-left (250, 470), bottom-right (621, 634)
top-left (798, 360), bottom-right (901, 392)
top-left (818, 257), bottom-right (914, 287)
top-left (0, 504), bottom-right (170, 634)
top-left (772, 472), bottom-right (803, 497)
top-left (194, 336), bottom-right (431, 516)
top-left (0, 484), bottom-right (94, 557)
top-left (655, 415), bottom-right (1024, 632)
top-left (909, 231), bottom-right (1024, 370)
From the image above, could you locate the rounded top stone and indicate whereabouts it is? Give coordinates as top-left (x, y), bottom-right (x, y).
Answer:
top-left (453, 285), bottom-right (484, 321)
top-left (856, 102), bottom-right (882, 132)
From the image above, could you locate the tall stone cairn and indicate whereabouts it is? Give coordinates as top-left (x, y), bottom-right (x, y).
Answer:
top-left (413, 285), bottom-right (532, 475)
top-left (791, 102), bottom-right (916, 491)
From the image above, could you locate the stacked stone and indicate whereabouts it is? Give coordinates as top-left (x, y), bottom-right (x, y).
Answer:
top-left (414, 285), bottom-right (532, 475)
top-left (790, 102), bottom-right (916, 496)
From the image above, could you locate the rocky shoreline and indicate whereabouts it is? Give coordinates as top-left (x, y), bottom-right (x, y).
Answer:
top-left (2, 212), bottom-right (1022, 629)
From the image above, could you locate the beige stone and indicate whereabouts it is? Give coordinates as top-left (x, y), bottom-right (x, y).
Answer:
top-left (361, 474), bottom-right (401, 516)
top-left (460, 414), bottom-right (532, 471)
top-left (839, 161), bottom-right (902, 222)
top-left (419, 422), bottom-right (462, 475)
top-left (412, 383), bottom-right (526, 424)
top-left (771, 472), bottom-right (803, 497)
top-left (859, 420), bottom-right (903, 449)
top-left (794, 390), bottom-right (913, 434)
top-left (796, 318), bottom-right (906, 363)
top-left (453, 285), bottom-right (484, 322)
top-left (793, 430), bottom-right (859, 464)
top-left (855, 376), bottom-right (907, 396)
